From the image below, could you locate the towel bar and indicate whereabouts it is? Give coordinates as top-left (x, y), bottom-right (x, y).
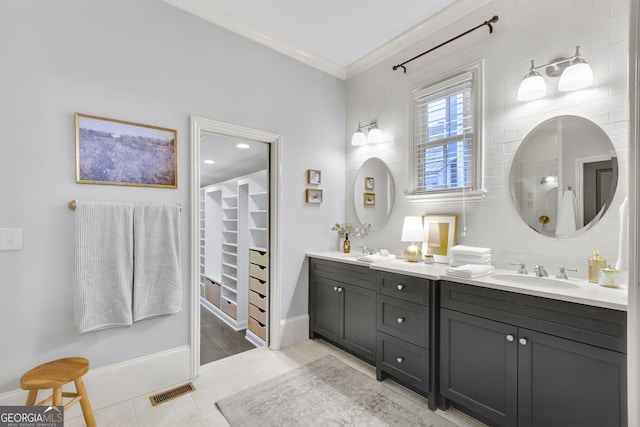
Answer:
top-left (67, 200), bottom-right (181, 212)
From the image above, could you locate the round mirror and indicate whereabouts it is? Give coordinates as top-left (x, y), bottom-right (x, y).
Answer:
top-left (510, 115), bottom-right (618, 238)
top-left (354, 157), bottom-right (395, 231)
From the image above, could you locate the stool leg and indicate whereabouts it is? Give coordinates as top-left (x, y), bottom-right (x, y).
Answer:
top-left (53, 387), bottom-right (62, 406)
top-left (25, 390), bottom-right (37, 406)
top-left (74, 378), bottom-right (96, 427)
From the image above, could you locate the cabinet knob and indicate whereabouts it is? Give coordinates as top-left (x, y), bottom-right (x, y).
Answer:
top-left (397, 317), bottom-right (405, 324)
top-left (333, 286), bottom-right (338, 291)
top-left (337, 287), bottom-right (343, 292)
top-left (397, 284), bottom-right (405, 291)
top-left (506, 334), bottom-right (514, 342)
top-left (396, 357), bottom-right (404, 364)
top-left (519, 338), bottom-right (528, 346)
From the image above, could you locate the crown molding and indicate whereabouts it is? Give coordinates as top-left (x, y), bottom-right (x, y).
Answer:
top-left (163, 0), bottom-right (491, 81)
top-left (346, 0), bottom-right (492, 79)
top-left (162, 0), bottom-right (346, 79)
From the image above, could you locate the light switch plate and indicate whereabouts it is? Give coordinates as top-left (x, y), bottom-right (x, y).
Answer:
top-left (0, 228), bottom-right (22, 250)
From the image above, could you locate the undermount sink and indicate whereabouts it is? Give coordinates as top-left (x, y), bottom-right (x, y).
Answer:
top-left (492, 274), bottom-right (580, 289)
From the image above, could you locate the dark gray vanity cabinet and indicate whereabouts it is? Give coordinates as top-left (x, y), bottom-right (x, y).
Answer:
top-left (309, 258), bottom-right (377, 363)
top-left (376, 271), bottom-right (436, 409)
top-left (440, 280), bottom-right (627, 427)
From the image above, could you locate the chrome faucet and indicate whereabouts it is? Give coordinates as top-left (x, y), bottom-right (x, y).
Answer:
top-left (359, 245), bottom-right (376, 255)
top-left (510, 262), bottom-right (528, 275)
top-left (533, 265), bottom-right (548, 277)
top-left (556, 267), bottom-right (578, 279)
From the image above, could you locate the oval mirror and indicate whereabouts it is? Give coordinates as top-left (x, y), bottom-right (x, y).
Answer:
top-left (510, 115), bottom-right (618, 238)
top-left (354, 157), bottom-right (395, 231)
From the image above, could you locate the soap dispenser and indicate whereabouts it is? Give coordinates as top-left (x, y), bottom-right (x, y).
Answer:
top-left (588, 251), bottom-right (606, 283)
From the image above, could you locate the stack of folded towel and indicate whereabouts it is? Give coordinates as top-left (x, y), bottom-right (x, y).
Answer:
top-left (446, 264), bottom-right (496, 279)
top-left (449, 245), bottom-right (492, 267)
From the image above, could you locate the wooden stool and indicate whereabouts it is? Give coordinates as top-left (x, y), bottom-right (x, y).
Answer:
top-left (20, 357), bottom-right (96, 427)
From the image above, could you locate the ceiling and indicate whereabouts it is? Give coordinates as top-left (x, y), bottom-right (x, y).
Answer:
top-left (200, 132), bottom-right (268, 187)
top-left (163, 0), bottom-right (487, 79)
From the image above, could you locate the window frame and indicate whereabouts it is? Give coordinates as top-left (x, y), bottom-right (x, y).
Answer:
top-left (408, 62), bottom-right (485, 203)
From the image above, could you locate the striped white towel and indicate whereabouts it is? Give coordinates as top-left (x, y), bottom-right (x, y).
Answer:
top-left (73, 201), bottom-right (134, 334)
top-left (133, 203), bottom-right (182, 321)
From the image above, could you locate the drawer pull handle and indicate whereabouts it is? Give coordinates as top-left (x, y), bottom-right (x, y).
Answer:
top-left (397, 317), bottom-right (405, 324)
top-left (397, 284), bottom-right (405, 291)
top-left (519, 338), bottom-right (528, 346)
top-left (396, 357), bottom-right (404, 364)
top-left (506, 334), bottom-right (514, 342)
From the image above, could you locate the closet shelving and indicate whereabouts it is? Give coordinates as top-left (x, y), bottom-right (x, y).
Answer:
top-left (200, 170), bottom-right (267, 335)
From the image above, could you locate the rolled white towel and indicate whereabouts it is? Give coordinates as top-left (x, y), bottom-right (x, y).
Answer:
top-left (446, 264), bottom-right (496, 279)
top-left (450, 245), bottom-right (492, 257)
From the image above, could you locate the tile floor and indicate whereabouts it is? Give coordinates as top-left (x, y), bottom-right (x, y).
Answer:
top-left (66, 339), bottom-right (485, 426)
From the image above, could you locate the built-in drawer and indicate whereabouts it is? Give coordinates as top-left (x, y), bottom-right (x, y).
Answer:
top-left (440, 281), bottom-right (627, 353)
top-left (377, 331), bottom-right (429, 393)
top-left (205, 278), bottom-right (221, 308)
top-left (221, 298), bottom-right (237, 319)
top-left (249, 316), bottom-right (267, 341)
top-left (377, 295), bottom-right (429, 348)
top-left (377, 271), bottom-right (430, 305)
top-left (249, 303), bottom-right (267, 324)
top-left (249, 263), bottom-right (268, 282)
top-left (309, 258), bottom-right (376, 290)
top-left (249, 290), bottom-right (267, 311)
top-left (249, 276), bottom-right (268, 297)
top-left (249, 249), bottom-right (267, 267)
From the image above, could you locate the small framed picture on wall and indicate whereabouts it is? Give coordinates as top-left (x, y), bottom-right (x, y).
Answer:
top-left (307, 169), bottom-right (321, 185)
top-left (305, 189), bottom-right (323, 204)
top-left (365, 176), bottom-right (374, 190)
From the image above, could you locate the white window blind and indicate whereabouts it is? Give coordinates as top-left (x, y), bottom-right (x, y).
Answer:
top-left (412, 70), bottom-right (478, 195)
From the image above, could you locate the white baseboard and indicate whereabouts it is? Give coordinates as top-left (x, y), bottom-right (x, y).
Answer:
top-left (0, 346), bottom-right (191, 418)
top-left (278, 314), bottom-right (309, 348)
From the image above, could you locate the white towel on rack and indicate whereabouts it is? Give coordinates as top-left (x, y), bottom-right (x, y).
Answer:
top-left (73, 201), bottom-right (134, 334)
top-left (133, 203), bottom-right (182, 321)
top-left (555, 190), bottom-right (578, 236)
top-left (615, 197), bottom-right (629, 271)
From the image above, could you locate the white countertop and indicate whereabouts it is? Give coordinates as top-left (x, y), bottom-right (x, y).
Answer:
top-left (307, 251), bottom-right (627, 311)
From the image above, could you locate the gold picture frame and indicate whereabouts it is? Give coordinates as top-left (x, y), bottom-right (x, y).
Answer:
top-left (422, 214), bottom-right (457, 263)
top-left (75, 113), bottom-right (177, 188)
top-left (307, 169), bottom-right (321, 185)
top-left (363, 192), bottom-right (376, 206)
top-left (364, 176), bottom-right (375, 190)
top-left (305, 188), bottom-right (323, 204)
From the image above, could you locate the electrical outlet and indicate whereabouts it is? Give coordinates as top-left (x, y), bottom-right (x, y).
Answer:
top-left (0, 228), bottom-right (22, 251)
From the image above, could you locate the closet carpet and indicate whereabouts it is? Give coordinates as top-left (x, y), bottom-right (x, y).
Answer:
top-left (200, 306), bottom-right (255, 365)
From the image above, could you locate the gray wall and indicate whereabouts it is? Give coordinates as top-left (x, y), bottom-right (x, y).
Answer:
top-left (0, 0), bottom-right (345, 393)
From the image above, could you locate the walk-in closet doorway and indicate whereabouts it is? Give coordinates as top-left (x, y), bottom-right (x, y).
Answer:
top-left (190, 117), bottom-right (281, 378)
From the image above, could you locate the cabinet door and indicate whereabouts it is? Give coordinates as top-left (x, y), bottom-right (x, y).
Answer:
top-left (440, 309), bottom-right (518, 427)
top-left (518, 328), bottom-right (627, 427)
top-left (341, 283), bottom-right (376, 362)
top-left (309, 276), bottom-right (341, 342)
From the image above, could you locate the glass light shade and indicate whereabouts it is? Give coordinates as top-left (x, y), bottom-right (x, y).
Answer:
top-left (367, 127), bottom-right (383, 144)
top-left (351, 130), bottom-right (366, 146)
top-left (517, 72), bottom-right (546, 101)
top-left (558, 60), bottom-right (593, 92)
top-left (401, 216), bottom-right (424, 242)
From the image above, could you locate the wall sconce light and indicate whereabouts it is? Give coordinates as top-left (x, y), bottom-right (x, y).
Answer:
top-left (401, 216), bottom-right (424, 262)
top-left (351, 120), bottom-right (383, 146)
top-left (517, 46), bottom-right (593, 101)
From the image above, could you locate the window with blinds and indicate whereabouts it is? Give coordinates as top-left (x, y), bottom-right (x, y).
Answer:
top-left (411, 65), bottom-right (481, 196)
